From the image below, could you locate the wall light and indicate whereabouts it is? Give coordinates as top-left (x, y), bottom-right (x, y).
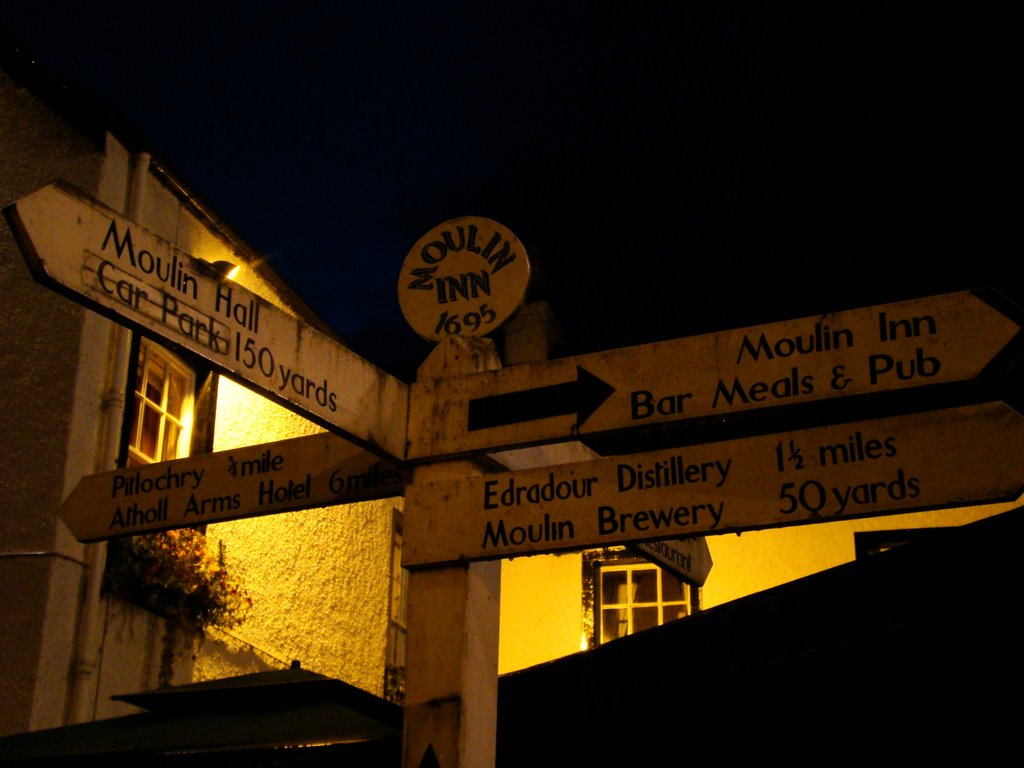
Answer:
top-left (212, 260), bottom-right (239, 281)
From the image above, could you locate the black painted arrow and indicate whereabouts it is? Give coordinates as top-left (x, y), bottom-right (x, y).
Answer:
top-left (467, 366), bottom-right (615, 431)
top-left (418, 744), bottom-right (441, 768)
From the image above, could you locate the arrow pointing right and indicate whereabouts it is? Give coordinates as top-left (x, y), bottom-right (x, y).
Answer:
top-left (467, 366), bottom-right (615, 431)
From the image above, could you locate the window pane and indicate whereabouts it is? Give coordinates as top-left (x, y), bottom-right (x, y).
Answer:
top-left (633, 606), bottom-right (659, 633)
top-left (602, 571), bottom-right (628, 605)
top-left (663, 605), bottom-right (689, 623)
top-left (166, 368), bottom-right (187, 418)
top-left (145, 359), bottom-right (165, 404)
top-left (128, 399), bottom-right (144, 447)
top-left (633, 569), bottom-right (658, 603)
top-left (128, 342), bottom-right (195, 467)
top-left (139, 405), bottom-right (162, 459)
top-left (602, 608), bottom-right (628, 641)
top-left (662, 573), bottom-right (686, 602)
top-left (161, 420), bottom-right (181, 461)
top-left (592, 558), bottom-right (695, 647)
top-left (135, 352), bottom-right (146, 395)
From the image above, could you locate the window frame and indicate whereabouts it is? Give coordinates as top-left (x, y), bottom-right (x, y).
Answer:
top-left (118, 334), bottom-right (216, 469)
top-left (384, 508), bottom-right (408, 703)
top-left (582, 547), bottom-right (699, 649)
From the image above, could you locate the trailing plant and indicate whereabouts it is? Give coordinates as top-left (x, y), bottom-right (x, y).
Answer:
top-left (104, 528), bottom-right (253, 686)
top-left (103, 528), bottom-right (253, 634)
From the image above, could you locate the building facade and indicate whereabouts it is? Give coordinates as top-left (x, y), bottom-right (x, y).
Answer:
top-left (1, 40), bottom-right (399, 733)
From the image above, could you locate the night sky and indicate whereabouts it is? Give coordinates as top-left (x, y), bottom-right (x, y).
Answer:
top-left (2, 2), bottom-right (1020, 380)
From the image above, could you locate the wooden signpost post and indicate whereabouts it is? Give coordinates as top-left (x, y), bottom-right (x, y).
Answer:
top-left (6, 183), bottom-right (1024, 768)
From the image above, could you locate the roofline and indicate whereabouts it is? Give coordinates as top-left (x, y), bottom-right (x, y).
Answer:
top-left (1, 25), bottom-right (342, 341)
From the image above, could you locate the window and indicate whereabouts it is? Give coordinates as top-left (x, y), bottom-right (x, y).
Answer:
top-left (125, 339), bottom-right (195, 466)
top-left (583, 548), bottom-right (697, 646)
top-left (384, 509), bottom-right (408, 703)
top-left (104, 336), bottom-right (237, 680)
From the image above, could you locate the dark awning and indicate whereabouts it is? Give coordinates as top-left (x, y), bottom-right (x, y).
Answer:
top-left (0, 667), bottom-right (401, 765)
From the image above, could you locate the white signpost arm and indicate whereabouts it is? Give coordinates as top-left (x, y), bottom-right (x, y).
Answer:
top-left (404, 401), bottom-right (1024, 567)
top-left (407, 290), bottom-right (1022, 460)
top-left (5, 181), bottom-right (408, 460)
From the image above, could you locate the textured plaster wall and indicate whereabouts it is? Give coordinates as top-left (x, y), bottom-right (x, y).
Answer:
top-left (0, 73), bottom-right (98, 550)
top-left (93, 595), bottom-right (199, 719)
top-left (0, 69), bottom-right (107, 734)
top-left (200, 353), bottom-right (396, 695)
top-left (202, 495), bottom-right (394, 692)
top-left (498, 554), bottom-right (584, 674)
top-left (3, 56), bottom-right (393, 731)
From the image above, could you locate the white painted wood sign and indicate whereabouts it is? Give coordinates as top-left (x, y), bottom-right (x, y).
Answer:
top-left (6, 181), bottom-right (408, 460)
top-left (403, 402), bottom-right (1024, 567)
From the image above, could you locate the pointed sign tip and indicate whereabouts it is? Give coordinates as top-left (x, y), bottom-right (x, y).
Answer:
top-left (576, 365), bottom-right (615, 425)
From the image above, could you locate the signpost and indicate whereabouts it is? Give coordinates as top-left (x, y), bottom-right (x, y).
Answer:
top-left (406, 291), bottom-right (1021, 460)
top-left (59, 432), bottom-right (405, 542)
top-left (4, 181), bottom-right (408, 460)
top-left (403, 401), bottom-right (1024, 567)
top-left (7, 181), bottom-right (1024, 768)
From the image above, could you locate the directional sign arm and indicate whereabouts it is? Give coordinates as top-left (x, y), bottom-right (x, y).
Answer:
top-left (5, 182), bottom-right (408, 460)
top-left (60, 432), bottom-right (406, 542)
top-left (409, 290), bottom-right (1023, 460)
top-left (403, 402), bottom-right (1024, 568)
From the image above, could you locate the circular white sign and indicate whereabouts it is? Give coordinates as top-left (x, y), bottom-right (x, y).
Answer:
top-left (397, 216), bottom-right (531, 342)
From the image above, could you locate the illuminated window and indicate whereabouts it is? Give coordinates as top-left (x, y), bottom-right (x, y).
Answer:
top-left (126, 339), bottom-right (194, 466)
top-left (583, 549), bottom-right (696, 646)
top-left (384, 509), bottom-right (408, 704)
top-left (105, 338), bottom-right (217, 649)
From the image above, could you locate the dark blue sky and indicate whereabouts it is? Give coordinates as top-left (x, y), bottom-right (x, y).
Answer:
top-left (3, 2), bottom-right (1020, 379)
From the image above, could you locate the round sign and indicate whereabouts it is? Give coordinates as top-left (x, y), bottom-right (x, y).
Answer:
top-left (397, 216), bottom-right (531, 342)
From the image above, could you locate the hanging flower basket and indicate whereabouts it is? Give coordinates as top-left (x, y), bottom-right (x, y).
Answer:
top-left (103, 528), bottom-right (252, 634)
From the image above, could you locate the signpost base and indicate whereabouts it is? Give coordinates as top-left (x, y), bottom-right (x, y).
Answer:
top-left (402, 337), bottom-right (503, 768)
top-left (402, 551), bottom-right (500, 767)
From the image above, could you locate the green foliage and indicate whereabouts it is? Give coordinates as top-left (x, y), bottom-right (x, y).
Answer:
top-left (103, 528), bottom-right (252, 633)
